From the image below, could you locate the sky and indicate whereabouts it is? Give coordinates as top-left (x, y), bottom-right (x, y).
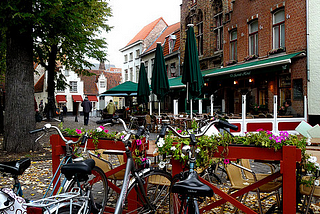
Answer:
top-left (97, 0), bottom-right (181, 68)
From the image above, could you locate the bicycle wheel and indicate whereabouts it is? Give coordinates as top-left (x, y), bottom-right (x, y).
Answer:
top-left (123, 168), bottom-right (172, 213)
top-left (65, 166), bottom-right (108, 214)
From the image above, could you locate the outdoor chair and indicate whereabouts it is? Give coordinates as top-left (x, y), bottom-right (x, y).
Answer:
top-left (88, 149), bottom-right (125, 185)
top-left (241, 159), bottom-right (280, 182)
top-left (222, 161), bottom-right (282, 214)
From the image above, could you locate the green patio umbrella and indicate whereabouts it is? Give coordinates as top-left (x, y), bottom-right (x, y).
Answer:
top-left (182, 24), bottom-right (204, 118)
top-left (102, 81), bottom-right (137, 95)
top-left (137, 62), bottom-right (150, 105)
top-left (151, 42), bottom-right (169, 116)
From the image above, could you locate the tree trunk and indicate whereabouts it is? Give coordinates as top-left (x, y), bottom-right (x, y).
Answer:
top-left (46, 44), bottom-right (58, 120)
top-left (4, 2), bottom-right (39, 152)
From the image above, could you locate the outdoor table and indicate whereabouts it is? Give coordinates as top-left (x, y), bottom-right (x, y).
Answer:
top-left (171, 145), bottom-right (301, 214)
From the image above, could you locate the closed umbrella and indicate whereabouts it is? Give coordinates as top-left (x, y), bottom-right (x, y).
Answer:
top-left (182, 24), bottom-right (204, 118)
top-left (137, 62), bottom-right (150, 106)
top-left (151, 42), bottom-right (170, 116)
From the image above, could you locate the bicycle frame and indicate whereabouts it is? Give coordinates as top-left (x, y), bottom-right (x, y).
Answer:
top-left (113, 139), bottom-right (153, 214)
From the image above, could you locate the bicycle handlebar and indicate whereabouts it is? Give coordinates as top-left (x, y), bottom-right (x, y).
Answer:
top-left (29, 124), bottom-right (83, 145)
top-left (160, 119), bottom-right (238, 139)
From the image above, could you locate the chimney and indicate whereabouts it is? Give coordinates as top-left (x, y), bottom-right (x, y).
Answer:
top-left (99, 61), bottom-right (106, 70)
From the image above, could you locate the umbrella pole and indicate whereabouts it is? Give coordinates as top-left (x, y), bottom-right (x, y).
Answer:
top-left (190, 99), bottom-right (193, 119)
top-left (158, 101), bottom-right (161, 117)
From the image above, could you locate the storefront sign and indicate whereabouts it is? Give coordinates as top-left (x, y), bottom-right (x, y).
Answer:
top-left (230, 71), bottom-right (251, 78)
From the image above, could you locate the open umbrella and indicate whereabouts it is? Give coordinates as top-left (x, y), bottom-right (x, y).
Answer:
top-left (102, 81), bottom-right (138, 96)
top-left (182, 24), bottom-right (204, 118)
top-left (151, 42), bottom-right (170, 116)
top-left (137, 62), bottom-right (150, 106)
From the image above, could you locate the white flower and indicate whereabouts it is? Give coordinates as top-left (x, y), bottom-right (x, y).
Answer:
top-left (96, 127), bottom-right (103, 132)
top-left (157, 138), bottom-right (165, 148)
top-left (195, 148), bottom-right (201, 153)
top-left (315, 180), bottom-right (320, 186)
top-left (170, 146), bottom-right (176, 151)
top-left (308, 156), bottom-right (317, 163)
top-left (158, 161), bottom-right (166, 169)
top-left (181, 153), bottom-right (185, 158)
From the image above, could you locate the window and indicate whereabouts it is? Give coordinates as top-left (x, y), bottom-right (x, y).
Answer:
top-left (100, 81), bottom-right (106, 88)
top-left (197, 11), bottom-right (203, 56)
top-left (69, 81), bottom-right (77, 92)
top-left (135, 49), bottom-right (140, 59)
top-left (64, 69), bottom-right (69, 76)
top-left (125, 69), bottom-right (128, 81)
top-left (130, 67), bottom-right (133, 81)
top-left (230, 30), bottom-right (237, 61)
top-left (169, 35), bottom-right (176, 54)
top-left (273, 9), bottom-right (285, 49)
top-left (170, 63), bottom-right (176, 77)
top-left (214, 12), bottom-right (223, 51)
top-left (129, 52), bottom-right (133, 61)
top-left (249, 20), bottom-right (259, 55)
top-left (124, 54), bottom-right (128, 62)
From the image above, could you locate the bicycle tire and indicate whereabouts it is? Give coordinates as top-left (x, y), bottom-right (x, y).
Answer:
top-left (65, 166), bottom-right (108, 214)
top-left (123, 168), bottom-right (172, 213)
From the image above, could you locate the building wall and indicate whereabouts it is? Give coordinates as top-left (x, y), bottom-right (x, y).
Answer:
top-left (180, 0), bottom-right (223, 72)
top-left (121, 42), bottom-right (143, 83)
top-left (308, 0), bottom-right (320, 120)
top-left (223, 0), bottom-right (306, 63)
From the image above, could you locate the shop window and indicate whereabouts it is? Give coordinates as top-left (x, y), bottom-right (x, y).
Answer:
top-left (249, 20), bottom-right (259, 55)
top-left (279, 74), bottom-right (291, 107)
top-left (273, 9), bottom-right (285, 49)
top-left (230, 30), bottom-right (237, 61)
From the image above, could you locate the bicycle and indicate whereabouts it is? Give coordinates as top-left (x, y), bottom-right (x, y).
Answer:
top-left (24, 123), bottom-right (108, 214)
top-left (100, 115), bottom-right (172, 214)
top-left (157, 119), bottom-right (238, 213)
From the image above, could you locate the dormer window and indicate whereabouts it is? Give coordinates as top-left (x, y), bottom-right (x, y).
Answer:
top-left (100, 81), bottom-right (106, 88)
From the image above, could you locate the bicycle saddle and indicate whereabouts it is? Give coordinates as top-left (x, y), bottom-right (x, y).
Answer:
top-left (61, 159), bottom-right (95, 181)
top-left (172, 171), bottom-right (214, 197)
top-left (0, 158), bottom-right (31, 175)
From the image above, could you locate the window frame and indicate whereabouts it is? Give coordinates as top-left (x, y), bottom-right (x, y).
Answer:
top-left (230, 30), bottom-right (238, 61)
top-left (272, 9), bottom-right (285, 49)
top-left (249, 20), bottom-right (259, 55)
top-left (69, 81), bottom-right (77, 93)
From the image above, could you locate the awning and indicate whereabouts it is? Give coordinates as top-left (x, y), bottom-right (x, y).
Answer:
top-left (56, 95), bottom-right (67, 103)
top-left (87, 95), bottom-right (98, 102)
top-left (202, 51), bottom-right (304, 78)
top-left (169, 76), bottom-right (185, 89)
top-left (72, 95), bottom-right (83, 102)
top-left (102, 81), bottom-right (138, 95)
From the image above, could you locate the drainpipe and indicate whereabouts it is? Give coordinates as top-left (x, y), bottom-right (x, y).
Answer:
top-left (306, 0), bottom-right (310, 82)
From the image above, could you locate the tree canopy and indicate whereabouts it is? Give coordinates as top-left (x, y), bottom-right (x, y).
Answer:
top-left (0, 0), bottom-right (112, 152)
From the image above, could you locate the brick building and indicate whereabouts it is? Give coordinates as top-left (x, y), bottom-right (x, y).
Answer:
top-left (180, 0), bottom-right (307, 117)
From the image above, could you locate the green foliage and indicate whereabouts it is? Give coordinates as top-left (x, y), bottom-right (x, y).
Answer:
top-left (156, 129), bottom-right (319, 186)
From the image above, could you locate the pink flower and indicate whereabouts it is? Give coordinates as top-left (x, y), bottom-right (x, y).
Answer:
top-left (76, 129), bottom-right (82, 134)
top-left (99, 126), bottom-right (105, 130)
top-left (121, 135), bottom-right (124, 139)
top-left (266, 130), bottom-right (272, 135)
top-left (104, 129), bottom-right (109, 134)
top-left (177, 130), bottom-right (182, 134)
top-left (136, 139), bottom-right (142, 145)
top-left (141, 158), bottom-right (147, 162)
top-left (256, 128), bottom-right (263, 132)
top-left (224, 159), bottom-right (230, 165)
